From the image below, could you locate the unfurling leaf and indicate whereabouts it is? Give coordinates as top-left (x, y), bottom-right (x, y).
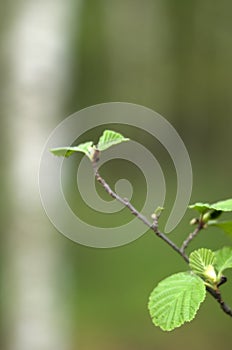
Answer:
top-left (50, 141), bottom-right (94, 159)
top-left (189, 248), bottom-right (217, 284)
top-left (97, 130), bottom-right (130, 151)
top-left (50, 130), bottom-right (130, 161)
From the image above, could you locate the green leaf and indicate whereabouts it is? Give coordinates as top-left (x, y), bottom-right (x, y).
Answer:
top-left (50, 141), bottom-right (94, 159)
top-left (215, 247), bottom-right (232, 275)
top-left (189, 202), bottom-right (212, 214)
top-left (208, 221), bottom-right (232, 235)
top-left (189, 199), bottom-right (232, 213)
top-left (148, 272), bottom-right (206, 331)
top-left (212, 199), bottom-right (232, 211)
top-left (97, 130), bottom-right (130, 151)
top-left (189, 248), bottom-right (216, 283)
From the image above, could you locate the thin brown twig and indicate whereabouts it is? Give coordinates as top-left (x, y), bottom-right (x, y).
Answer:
top-left (180, 220), bottom-right (204, 253)
top-left (94, 165), bottom-right (188, 263)
top-left (93, 163), bottom-right (232, 318)
top-left (207, 287), bottom-right (232, 317)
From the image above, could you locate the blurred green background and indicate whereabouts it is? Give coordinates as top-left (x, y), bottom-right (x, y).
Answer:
top-left (1, 1), bottom-right (232, 349)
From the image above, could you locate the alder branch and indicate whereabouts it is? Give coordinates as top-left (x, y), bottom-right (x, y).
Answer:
top-left (93, 165), bottom-right (188, 263)
top-left (207, 287), bottom-right (232, 317)
top-left (180, 220), bottom-right (204, 253)
top-left (92, 163), bottom-right (232, 318)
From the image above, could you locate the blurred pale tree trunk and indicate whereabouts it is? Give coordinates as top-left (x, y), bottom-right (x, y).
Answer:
top-left (1, 1), bottom-right (81, 349)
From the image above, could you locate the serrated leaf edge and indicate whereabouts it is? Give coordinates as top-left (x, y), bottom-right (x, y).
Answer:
top-left (97, 130), bottom-right (130, 151)
top-left (148, 272), bottom-right (206, 331)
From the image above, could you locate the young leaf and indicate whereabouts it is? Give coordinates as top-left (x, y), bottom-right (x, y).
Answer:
top-left (208, 221), bottom-right (232, 236)
top-left (50, 141), bottom-right (94, 159)
top-left (215, 247), bottom-right (232, 276)
top-left (189, 248), bottom-right (216, 282)
top-left (148, 272), bottom-right (206, 331)
top-left (189, 199), bottom-right (232, 214)
top-left (189, 202), bottom-right (212, 214)
top-left (211, 199), bottom-right (232, 212)
top-left (97, 130), bottom-right (130, 151)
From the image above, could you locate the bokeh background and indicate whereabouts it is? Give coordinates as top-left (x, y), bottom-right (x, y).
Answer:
top-left (1, 1), bottom-right (232, 349)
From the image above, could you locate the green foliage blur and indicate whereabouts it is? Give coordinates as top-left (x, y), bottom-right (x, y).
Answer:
top-left (1, 1), bottom-right (232, 349)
